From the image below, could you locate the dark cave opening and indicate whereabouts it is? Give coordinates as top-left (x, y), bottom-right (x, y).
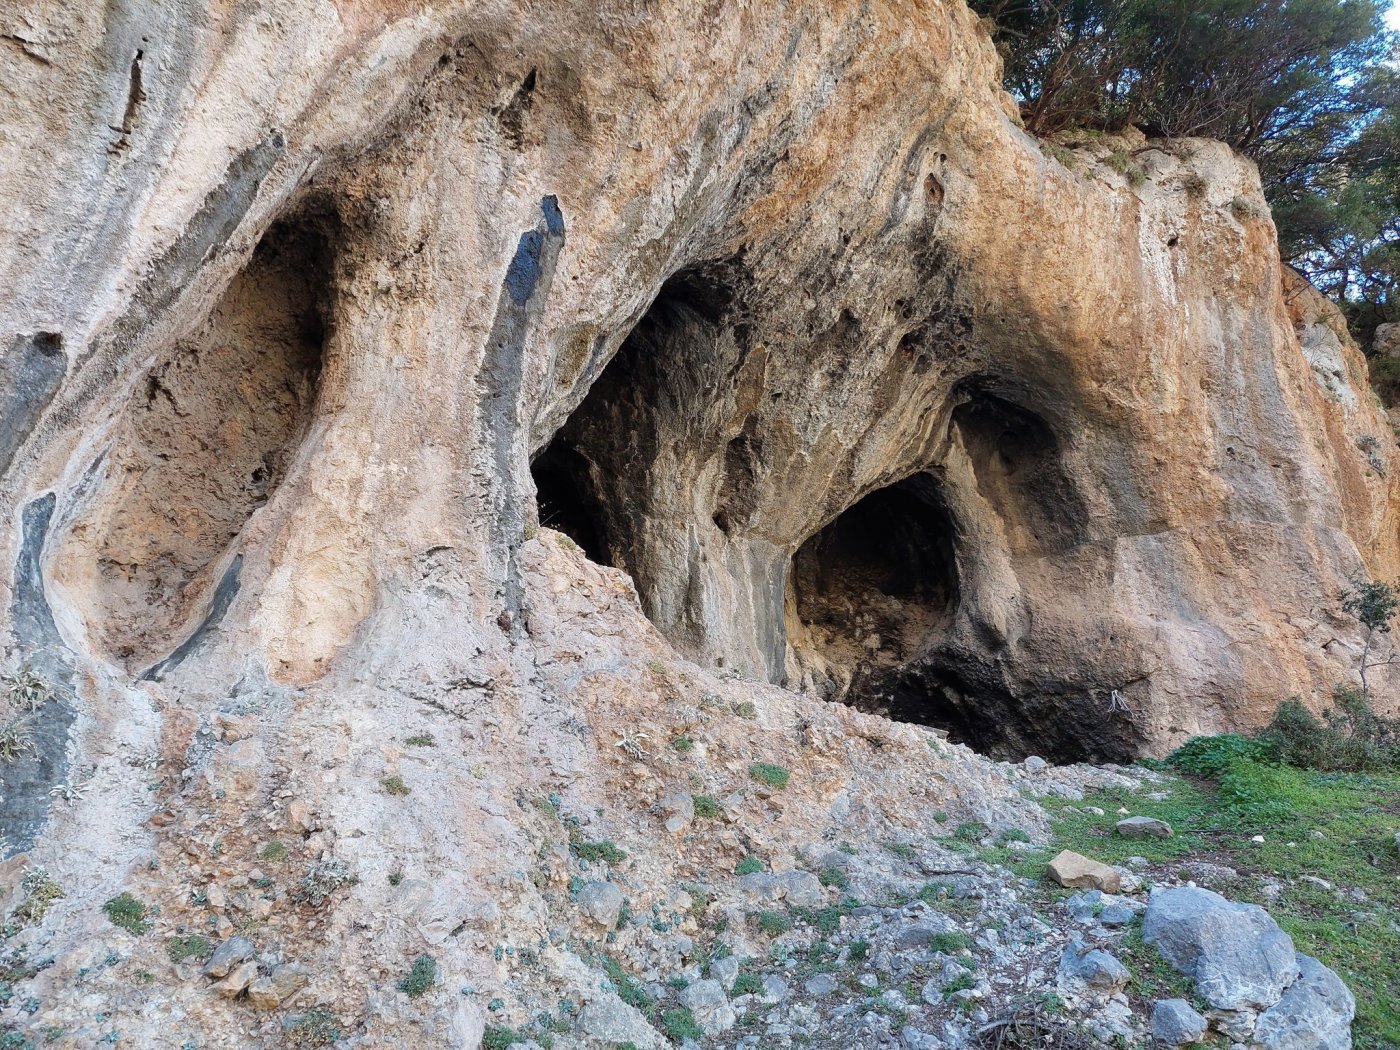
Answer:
top-left (530, 440), bottom-right (613, 565)
top-left (788, 475), bottom-right (970, 734)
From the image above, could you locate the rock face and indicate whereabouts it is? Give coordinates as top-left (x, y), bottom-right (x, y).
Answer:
top-left (0, 0), bottom-right (1389, 1044)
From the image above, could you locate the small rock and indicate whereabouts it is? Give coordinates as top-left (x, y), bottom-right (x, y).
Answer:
top-left (712, 955), bottom-right (741, 991)
top-left (1046, 850), bottom-right (1121, 892)
top-left (1251, 835), bottom-right (1266, 844)
top-left (247, 964), bottom-right (308, 1009)
top-left (576, 881), bottom-right (625, 929)
top-left (804, 973), bottom-right (837, 996)
top-left (1023, 756), bottom-right (1048, 773)
top-left (679, 979), bottom-right (737, 1035)
top-left (1152, 999), bottom-right (1208, 1046)
top-left (213, 961), bottom-right (258, 998)
top-left (1099, 903), bottom-right (1136, 927)
top-left (777, 870), bottom-right (825, 907)
top-left (202, 935), bottom-right (255, 978)
top-left (858, 972), bottom-right (879, 989)
top-left (1116, 815), bottom-right (1173, 839)
top-left (286, 800), bottom-right (317, 834)
top-left (1058, 936), bottom-right (1129, 991)
top-left (578, 995), bottom-right (658, 1045)
top-left (759, 975), bottom-right (789, 1003)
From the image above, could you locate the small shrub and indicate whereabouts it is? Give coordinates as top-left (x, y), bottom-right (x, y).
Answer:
top-left (294, 858), bottom-right (354, 907)
top-left (918, 880), bottom-right (953, 904)
top-left (730, 972), bottom-right (761, 997)
top-left (102, 893), bottom-right (150, 935)
top-left (670, 736), bottom-right (694, 754)
top-left (883, 841), bottom-right (915, 860)
top-left (166, 934), bottom-right (212, 963)
top-left (692, 794), bottom-right (720, 819)
top-left (662, 1008), bottom-right (702, 1043)
top-left (398, 955), bottom-right (437, 998)
top-left (996, 828), bottom-right (1031, 846)
top-left (1043, 141), bottom-right (1077, 170)
top-left (1105, 149), bottom-right (1146, 186)
top-left (732, 701), bottom-right (758, 719)
top-left (288, 1006), bottom-right (342, 1048)
top-left (953, 820), bottom-right (986, 842)
top-left (569, 838), bottom-right (627, 865)
top-left (380, 775), bottom-right (411, 797)
top-left (13, 870), bottom-right (63, 925)
top-left (755, 910), bottom-right (792, 936)
top-left (792, 905), bottom-right (845, 935)
top-left (1182, 171), bottom-right (1208, 198)
top-left (943, 971), bottom-right (976, 996)
top-left (404, 733), bottom-right (436, 747)
top-left (481, 1026), bottom-right (525, 1050)
top-left (928, 932), bottom-right (973, 954)
top-left (735, 855), bottom-right (763, 876)
top-left (1230, 195), bottom-right (1262, 221)
top-left (819, 867), bottom-right (848, 889)
top-left (259, 840), bottom-right (289, 862)
top-left (848, 938), bottom-right (871, 961)
top-left (1169, 734), bottom-right (1276, 777)
top-left (748, 762), bottom-right (790, 789)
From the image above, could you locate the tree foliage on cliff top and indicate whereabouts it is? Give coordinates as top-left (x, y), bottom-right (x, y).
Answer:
top-left (972, 0), bottom-right (1400, 339)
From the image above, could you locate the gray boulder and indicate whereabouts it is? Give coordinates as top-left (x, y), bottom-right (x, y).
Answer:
top-left (202, 935), bottom-right (255, 978)
top-left (1254, 954), bottom-right (1355, 1050)
top-left (1116, 815), bottom-right (1173, 838)
top-left (1144, 886), bottom-right (1299, 1010)
top-left (804, 973), bottom-right (837, 996)
top-left (578, 994), bottom-right (661, 1046)
top-left (1151, 999), bottom-right (1208, 1046)
top-left (678, 979), bottom-right (736, 1035)
top-left (1058, 935), bottom-right (1130, 991)
top-left (710, 955), bottom-right (740, 991)
top-left (577, 880), bottom-right (625, 929)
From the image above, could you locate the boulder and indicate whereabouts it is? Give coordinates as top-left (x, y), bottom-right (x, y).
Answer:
top-left (1046, 851), bottom-right (1122, 892)
top-left (1058, 935), bottom-right (1129, 992)
top-left (576, 880), bottom-right (625, 929)
top-left (202, 936), bottom-right (255, 978)
top-left (578, 995), bottom-right (662, 1047)
top-left (247, 964), bottom-right (309, 1009)
top-left (710, 955), bottom-right (740, 991)
top-left (1116, 815), bottom-right (1173, 839)
top-left (213, 961), bottom-right (258, 999)
top-left (1151, 999), bottom-right (1208, 1046)
top-left (1143, 887), bottom-right (1299, 1010)
top-left (1254, 954), bottom-right (1356, 1050)
top-left (678, 979), bottom-right (736, 1035)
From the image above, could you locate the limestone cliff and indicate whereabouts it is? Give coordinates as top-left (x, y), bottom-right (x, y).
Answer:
top-left (0, 0), bottom-right (1395, 1046)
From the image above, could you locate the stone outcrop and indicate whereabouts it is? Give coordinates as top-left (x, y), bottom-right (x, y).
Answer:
top-left (0, 0), bottom-right (1391, 1044)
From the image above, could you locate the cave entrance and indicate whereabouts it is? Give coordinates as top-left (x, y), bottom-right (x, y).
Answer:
top-left (530, 440), bottom-right (613, 565)
top-left (787, 475), bottom-right (971, 735)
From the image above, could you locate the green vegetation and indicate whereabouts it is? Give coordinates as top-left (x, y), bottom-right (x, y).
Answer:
top-left (404, 733), bottom-right (436, 747)
top-left (973, 0), bottom-right (1400, 343)
top-left (1342, 578), bottom-right (1400, 701)
top-left (380, 775), bottom-right (411, 797)
top-left (397, 955), bottom-right (437, 998)
top-left (288, 1006), bottom-right (343, 1048)
top-left (818, 866), bottom-right (848, 889)
top-left (692, 794), bottom-right (720, 819)
top-left (848, 938), bottom-right (871, 962)
top-left (661, 1007), bottom-right (702, 1042)
top-left (754, 910), bottom-right (793, 936)
top-left (13, 871), bottom-right (63, 926)
top-left (482, 1027), bottom-right (525, 1050)
top-left (734, 854), bottom-right (764, 876)
top-left (1015, 736), bottom-right (1400, 1047)
top-left (259, 840), bottom-right (289, 862)
top-left (601, 955), bottom-right (650, 1011)
top-left (166, 935), bottom-right (212, 963)
top-left (748, 762), bottom-right (790, 789)
top-left (569, 837), bottom-right (627, 865)
top-left (101, 894), bottom-right (150, 935)
top-left (882, 840), bottom-right (915, 860)
top-left (730, 972), bottom-right (761, 997)
top-left (670, 735), bottom-right (694, 753)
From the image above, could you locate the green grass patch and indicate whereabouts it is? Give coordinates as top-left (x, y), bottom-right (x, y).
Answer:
top-left (692, 794), bottom-right (720, 819)
top-left (754, 910), bottom-right (793, 936)
top-left (1035, 750), bottom-right (1400, 1048)
top-left (662, 1007), bottom-right (702, 1042)
top-left (166, 934), bottom-right (212, 963)
top-left (601, 955), bottom-right (651, 1011)
top-left (259, 840), bottom-right (289, 862)
top-left (481, 1027), bottom-right (525, 1050)
top-left (102, 893), bottom-right (150, 935)
top-left (380, 775), bottom-right (411, 797)
top-left (398, 955), bottom-right (437, 998)
top-left (670, 736), bottom-right (694, 753)
top-left (735, 854), bottom-right (763, 876)
top-left (404, 733), bottom-right (436, 747)
top-left (570, 836), bottom-right (627, 865)
top-left (748, 762), bottom-right (790, 789)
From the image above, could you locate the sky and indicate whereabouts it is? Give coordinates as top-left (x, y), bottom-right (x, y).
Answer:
top-left (1391, 1), bottom-right (1400, 31)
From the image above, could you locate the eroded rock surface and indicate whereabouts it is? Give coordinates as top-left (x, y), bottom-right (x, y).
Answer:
top-left (0, 0), bottom-right (1390, 1045)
